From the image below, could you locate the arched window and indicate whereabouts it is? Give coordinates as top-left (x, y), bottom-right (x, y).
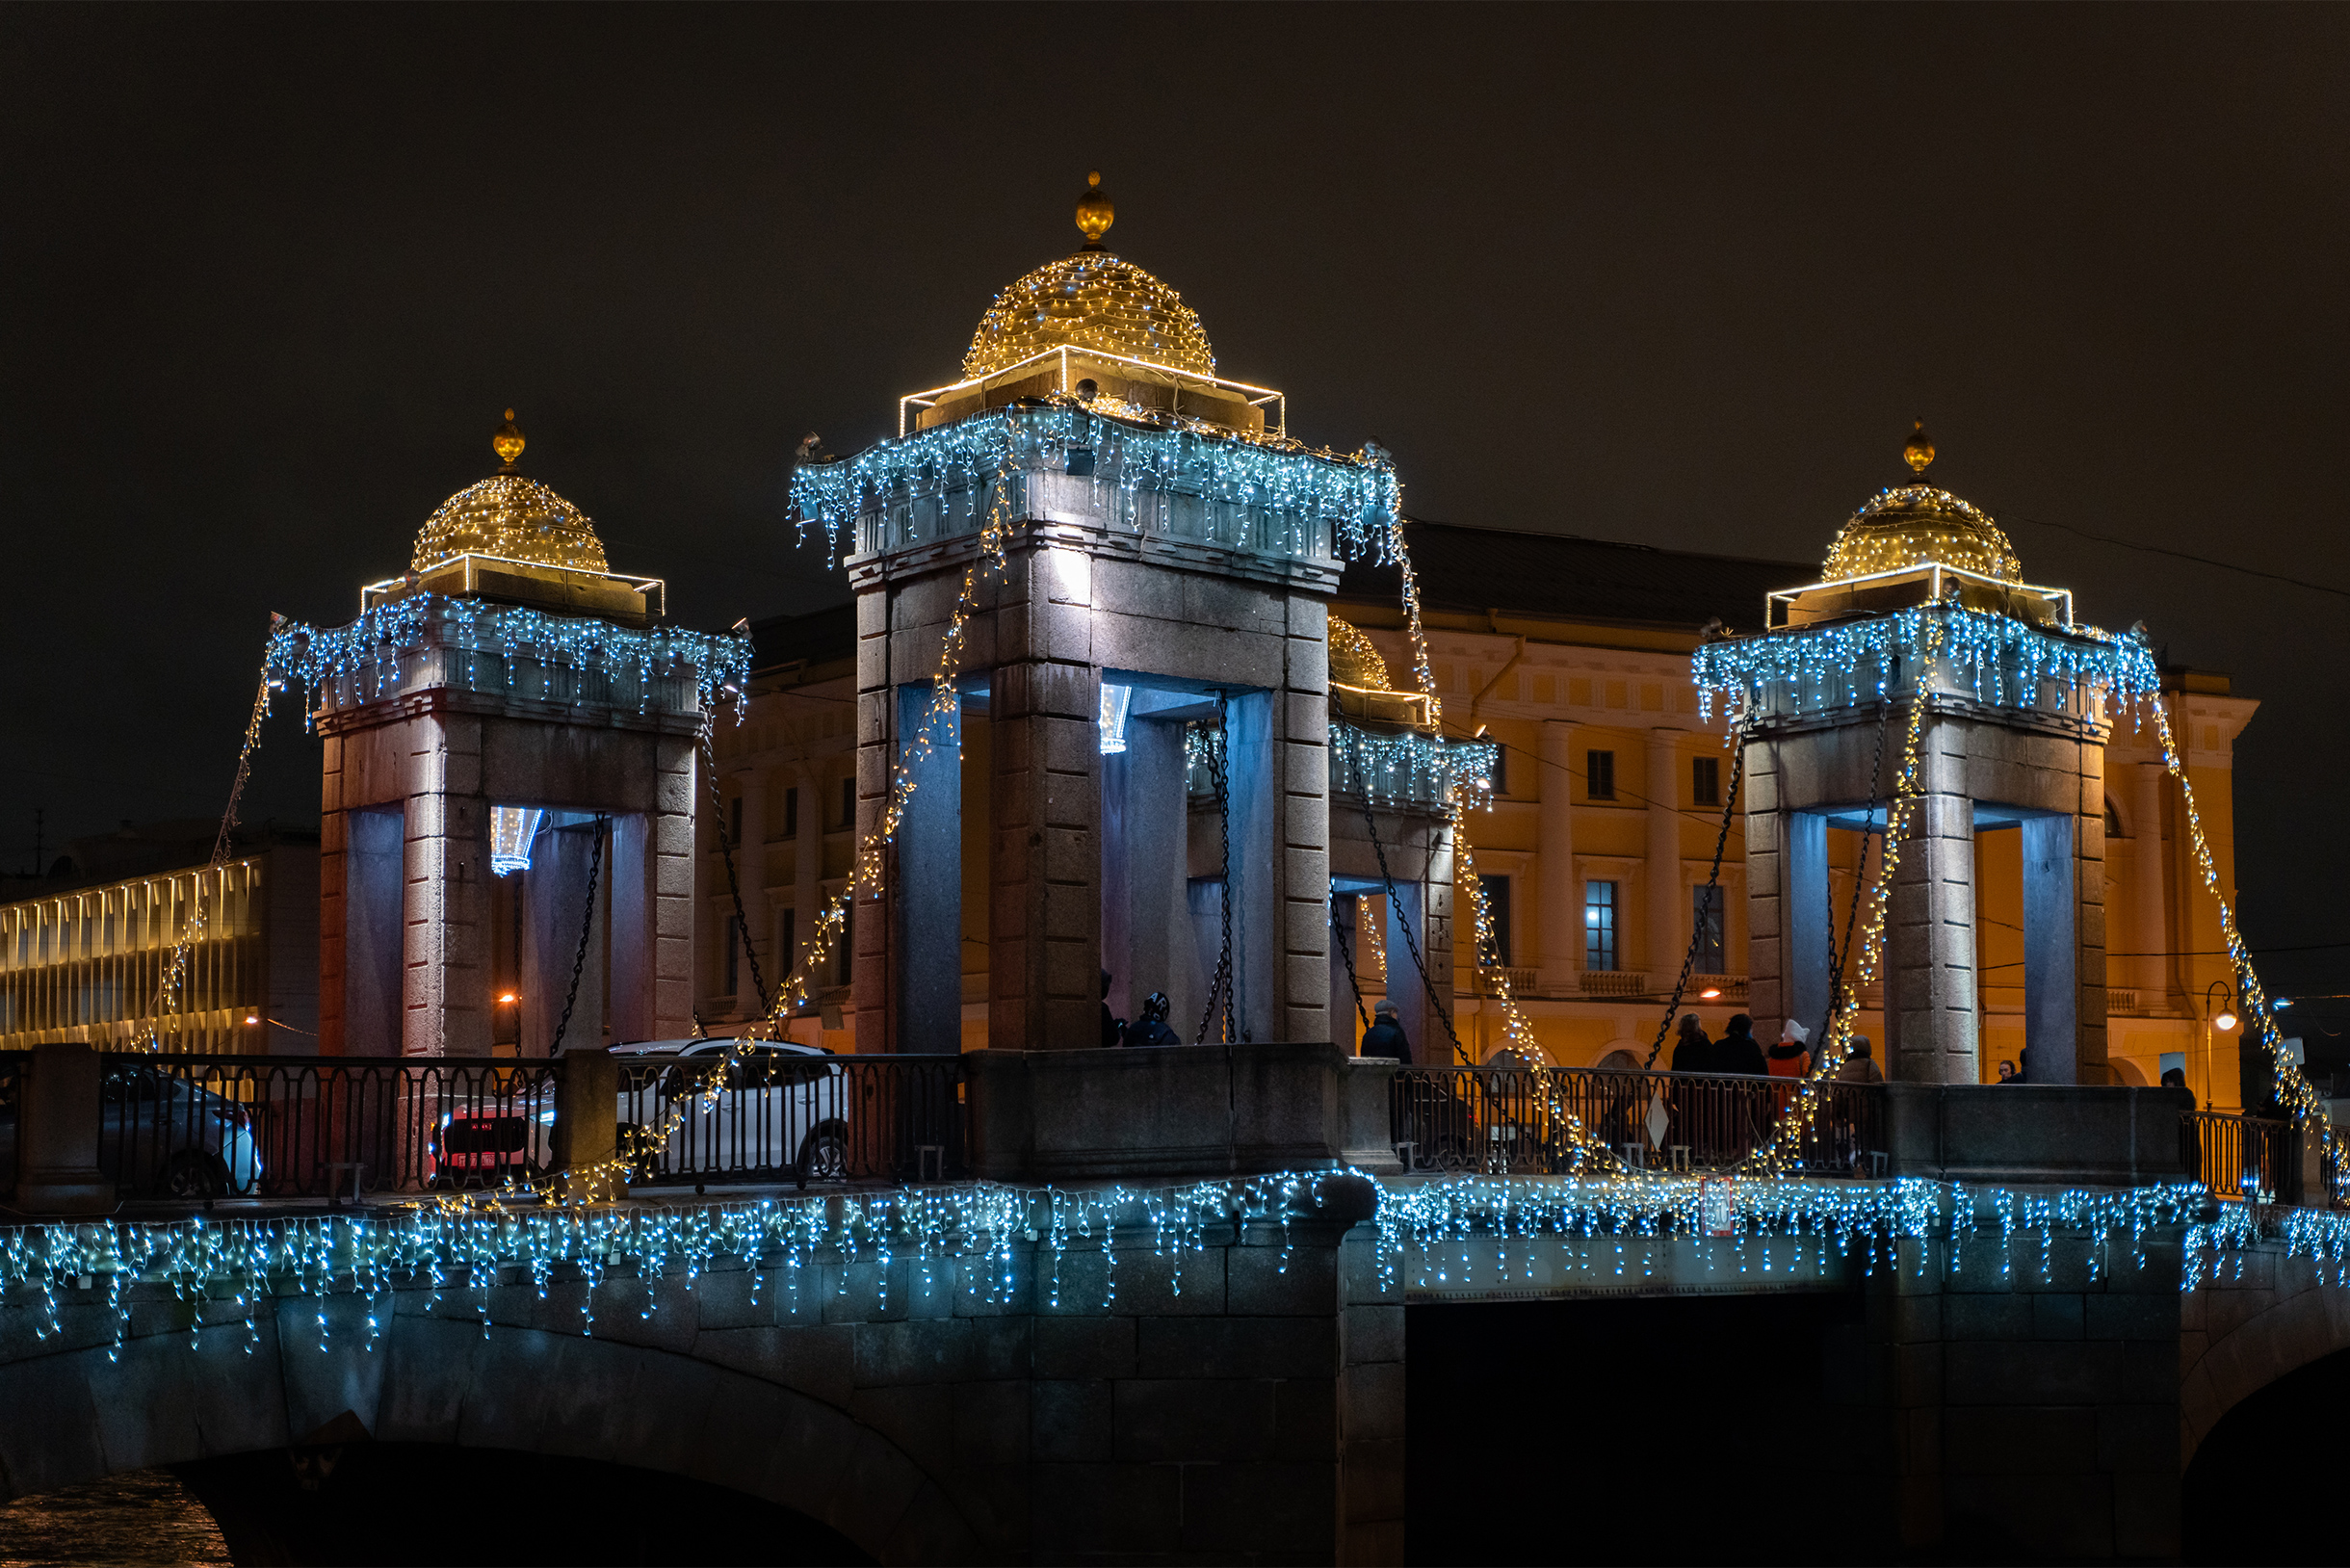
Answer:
top-left (2105, 798), bottom-right (2126, 840)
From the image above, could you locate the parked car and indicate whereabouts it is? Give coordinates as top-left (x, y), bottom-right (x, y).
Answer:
top-left (96, 1063), bottom-right (264, 1198)
top-left (428, 1090), bottom-right (557, 1189)
top-left (614, 1039), bottom-right (850, 1186)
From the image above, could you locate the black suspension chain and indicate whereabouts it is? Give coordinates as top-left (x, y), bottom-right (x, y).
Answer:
top-left (1194, 695), bottom-right (1240, 1045)
top-left (700, 720), bottom-right (770, 1016)
top-left (1820, 699), bottom-right (1893, 1041)
top-left (1642, 725), bottom-right (1752, 1068)
top-left (1347, 731), bottom-right (1474, 1065)
top-left (548, 813), bottom-right (609, 1057)
top-left (1334, 901), bottom-right (1371, 1032)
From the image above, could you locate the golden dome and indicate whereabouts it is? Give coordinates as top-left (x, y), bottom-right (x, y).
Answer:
top-left (1823, 485), bottom-right (2021, 584)
top-left (1328, 617), bottom-right (1393, 690)
top-left (962, 175), bottom-right (1215, 380)
top-left (410, 413), bottom-right (609, 574)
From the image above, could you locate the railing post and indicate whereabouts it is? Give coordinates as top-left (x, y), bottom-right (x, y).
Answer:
top-left (553, 1046), bottom-right (620, 1203)
top-left (16, 1042), bottom-right (113, 1216)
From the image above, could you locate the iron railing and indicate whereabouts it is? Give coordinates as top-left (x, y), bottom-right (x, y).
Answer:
top-left (617, 1051), bottom-right (966, 1188)
top-left (1392, 1066), bottom-right (1885, 1177)
top-left (0, 1050), bottom-right (24, 1198)
top-left (2184, 1111), bottom-right (2299, 1205)
top-left (96, 1053), bottom-right (561, 1200)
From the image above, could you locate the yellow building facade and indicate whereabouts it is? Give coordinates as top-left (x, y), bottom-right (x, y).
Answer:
top-left (1332, 520), bottom-right (2258, 1103)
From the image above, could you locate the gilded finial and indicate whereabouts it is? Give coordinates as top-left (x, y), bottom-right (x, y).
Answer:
top-left (1075, 170), bottom-right (1114, 250)
top-left (493, 408), bottom-right (525, 471)
top-left (1902, 418), bottom-right (1935, 475)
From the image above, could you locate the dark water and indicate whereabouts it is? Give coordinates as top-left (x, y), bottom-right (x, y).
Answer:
top-left (0, 1470), bottom-right (229, 1568)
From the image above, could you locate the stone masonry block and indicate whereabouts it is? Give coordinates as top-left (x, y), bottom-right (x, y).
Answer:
top-left (1113, 1379), bottom-right (1275, 1462)
top-left (1228, 1242), bottom-right (1341, 1317)
top-left (1344, 1360), bottom-right (1405, 1443)
top-left (1943, 1340), bottom-right (2123, 1406)
top-left (1272, 1376), bottom-right (1339, 1459)
top-left (1344, 1303), bottom-right (1403, 1364)
top-left (1179, 1462), bottom-right (1338, 1555)
top-left (2086, 1293), bottom-right (2180, 1342)
top-left (2032, 1294), bottom-right (2085, 1340)
top-left (1031, 1379), bottom-right (1113, 1462)
top-left (1942, 1405), bottom-right (2099, 1475)
top-left (1943, 1294), bottom-right (2035, 1341)
top-left (1027, 1462), bottom-right (1182, 1555)
top-left (953, 1379), bottom-right (1030, 1469)
top-left (852, 1318), bottom-right (972, 1388)
top-left (1136, 1317), bottom-right (1337, 1381)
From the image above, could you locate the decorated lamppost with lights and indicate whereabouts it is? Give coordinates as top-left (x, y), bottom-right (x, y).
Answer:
top-left (1695, 426), bottom-right (2160, 1085)
top-left (278, 412), bottom-right (748, 1057)
top-left (789, 174), bottom-right (1407, 1054)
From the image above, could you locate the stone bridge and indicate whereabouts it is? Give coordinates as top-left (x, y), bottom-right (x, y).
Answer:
top-left (4, 1048), bottom-right (2346, 1563)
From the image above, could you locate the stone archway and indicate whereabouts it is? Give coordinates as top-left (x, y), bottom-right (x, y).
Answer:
top-left (0, 1305), bottom-right (978, 1564)
top-left (2180, 1248), bottom-right (2350, 1469)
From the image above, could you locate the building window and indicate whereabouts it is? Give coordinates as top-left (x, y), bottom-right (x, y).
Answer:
top-left (723, 914), bottom-right (741, 998)
top-left (835, 902), bottom-right (854, 986)
top-left (778, 906), bottom-right (796, 969)
top-left (1584, 880), bottom-right (1618, 971)
top-left (1586, 749), bottom-right (1615, 800)
top-left (1693, 756), bottom-right (1719, 806)
top-left (783, 785), bottom-right (798, 839)
top-left (1691, 885), bottom-right (1724, 972)
top-left (2104, 798), bottom-right (2124, 841)
top-left (728, 795), bottom-right (744, 847)
top-left (840, 776), bottom-right (855, 830)
top-left (1478, 875), bottom-right (1512, 967)
top-left (1488, 745), bottom-right (1507, 797)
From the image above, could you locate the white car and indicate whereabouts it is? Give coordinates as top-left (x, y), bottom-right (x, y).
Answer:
top-left (96, 1063), bottom-right (265, 1199)
top-left (613, 1039), bottom-right (850, 1186)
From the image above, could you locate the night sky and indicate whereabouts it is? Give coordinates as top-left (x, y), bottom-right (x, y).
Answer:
top-left (6, 7), bottom-right (2345, 1043)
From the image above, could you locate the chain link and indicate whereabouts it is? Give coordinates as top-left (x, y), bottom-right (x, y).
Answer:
top-left (1821, 700), bottom-right (1893, 1040)
top-left (699, 719), bottom-right (770, 1016)
top-left (548, 813), bottom-right (609, 1057)
top-left (1642, 722), bottom-right (1750, 1068)
top-left (1333, 901), bottom-right (1371, 1032)
top-left (1346, 731), bottom-right (1473, 1065)
top-left (1194, 695), bottom-right (1240, 1045)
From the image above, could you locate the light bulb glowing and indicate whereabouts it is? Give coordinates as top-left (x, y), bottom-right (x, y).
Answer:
top-left (1699, 987), bottom-right (1722, 1001)
top-left (489, 807), bottom-right (545, 876)
top-left (2215, 1010), bottom-right (2238, 1032)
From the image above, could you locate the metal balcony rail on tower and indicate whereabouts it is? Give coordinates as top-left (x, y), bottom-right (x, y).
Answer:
top-left (616, 1052), bottom-right (968, 1189)
top-left (1390, 1065), bottom-right (1886, 1178)
top-left (91, 1052), bottom-right (561, 1201)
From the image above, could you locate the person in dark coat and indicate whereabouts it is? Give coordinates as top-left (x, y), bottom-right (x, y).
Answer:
top-left (1100, 969), bottom-right (1125, 1048)
top-left (1714, 1014), bottom-right (1767, 1076)
top-left (1669, 1013), bottom-right (1711, 1073)
top-left (1127, 991), bottom-right (1182, 1047)
top-left (1359, 999), bottom-right (1411, 1063)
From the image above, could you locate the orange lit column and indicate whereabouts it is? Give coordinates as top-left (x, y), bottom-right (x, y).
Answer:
top-left (1536, 719), bottom-right (1579, 993)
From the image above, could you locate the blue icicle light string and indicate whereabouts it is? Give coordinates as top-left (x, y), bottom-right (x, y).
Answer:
top-left (2, 1174), bottom-right (2330, 1363)
top-left (1329, 721), bottom-right (1499, 808)
top-left (265, 594), bottom-right (754, 723)
top-left (790, 402), bottom-right (1402, 568)
top-left (1691, 603), bottom-right (2161, 722)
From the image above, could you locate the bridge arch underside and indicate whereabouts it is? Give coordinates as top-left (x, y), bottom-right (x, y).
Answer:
top-left (2182, 1341), bottom-right (2350, 1565)
top-left (0, 1298), bottom-right (973, 1566)
top-left (2180, 1246), bottom-right (2350, 1476)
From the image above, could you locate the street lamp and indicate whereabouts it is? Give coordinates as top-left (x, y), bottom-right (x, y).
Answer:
top-left (2203, 980), bottom-right (2240, 1111)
